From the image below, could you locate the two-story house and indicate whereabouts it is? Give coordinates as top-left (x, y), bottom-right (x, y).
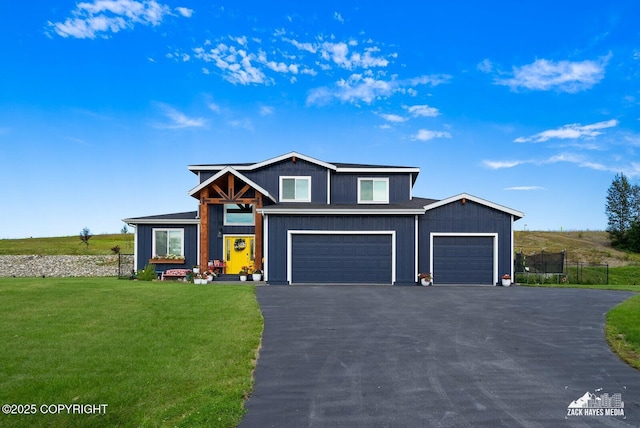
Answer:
top-left (124, 152), bottom-right (524, 285)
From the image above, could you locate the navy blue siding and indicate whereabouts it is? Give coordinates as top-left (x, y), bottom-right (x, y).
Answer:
top-left (330, 173), bottom-right (412, 204)
top-left (243, 159), bottom-right (328, 204)
top-left (266, 215), bottom-right (416, 285)
top-left (419, 200), bottom-right (513, 284)
top-left (135, 224), bottom-right (198, 271)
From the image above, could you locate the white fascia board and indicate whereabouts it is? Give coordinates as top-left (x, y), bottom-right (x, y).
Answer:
top-left (424, 192), bottom-right (524, 219)
top-left (187, 166), bottom-right (276, 202)
top-left (188, 151), bottom-right (337, 173)
top-left (123, 218), bottom-right (200, 225)
top-left (336, 167), bottom-right (420, 174)
top-left (258, 208), bottom-right (425, 215)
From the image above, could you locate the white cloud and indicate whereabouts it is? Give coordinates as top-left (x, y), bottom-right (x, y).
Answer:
top-left (156, 103), bottom-right (206, 129)
top-left (483, 160), bottom-right (526, 169)
top-left (334, 12), bottom-right (344, 23)
top-left (175, 7), bottom-right (193, 18)
top-left (495, 55), bottom-right (610, 93)
top-left (378, 113), bottom-right (407, 123)
top-left (412, 129), bottom-right (451, 141)
top-left (477, 58), bottom-right (493, 73)
top-left (406, 104), bottom-right (440, 117)
top-left (259, 106), bottom-right (274, 116)
top-left (47, 0), bottom-right (173, 39)
top-left (193, 44), bottom-right (268, 85)
top-left (505, 186), bottom-right (545, 191)
top-left (515, 119), bottom-right (618, 143)
top-left (307, 74), bottom-right (450, 106)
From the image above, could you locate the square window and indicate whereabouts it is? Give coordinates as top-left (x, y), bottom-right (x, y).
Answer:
top-left (280, 177), bottom-right (311, 202)
top-left (153, 229), bottom-right (185, 258)
top-left (358, 178), bottom-right (389, 203)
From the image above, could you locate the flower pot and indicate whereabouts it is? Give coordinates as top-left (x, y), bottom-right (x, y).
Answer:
top-left (239, 275), bottom-right (247, 282)
top-left (207, 275), bottom-right (214, 283)
top-left (193, 267), bottom-right (200, 274)
top-left (421, 278), bottom-right (432, 286)
top-left (252, 273), bottom-right (262, 281)
top-left (501, 278), bottom-right (511, 286)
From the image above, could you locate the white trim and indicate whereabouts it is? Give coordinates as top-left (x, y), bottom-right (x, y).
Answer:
top-left (414, 215), bottom-right (419, 281)
top-left (152, 228), bottom-right (186, 259)
top-left (336, 167), bottom-right (420, 174)
top-left (124, 218), bottom-right (199, 225)
top-left (327, 170), bottom-right (331, 204)
top-left (287, 230), bottom-right (396, 285)
top-left (258, 208), bottom-right (424, 215)
top-left (510, 215), bottom-right (515, 280)
top-left (188, 166), bottom-right (276, 202)
top-left (357, 177), bottom-right (389, 204)
top-left (223, 203), bottom-right (255, 226)
top-left (263, 215), bottom-right (269, 282)
top-left (196, 223), bottom-right (201, 266)
top-left (188, 151), bottom-right (338, 172)
top-left (430, 232), bottom-right (499, 285)
top-left (279, 176), bottom-right (311, 202)
top-left (424, 193), bottom-right (524, 219)
top-left (133, 226), bottom-right (138, 271)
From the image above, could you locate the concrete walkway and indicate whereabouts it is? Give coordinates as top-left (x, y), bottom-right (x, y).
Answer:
top-left (240, 286), bottom-right (639, 427)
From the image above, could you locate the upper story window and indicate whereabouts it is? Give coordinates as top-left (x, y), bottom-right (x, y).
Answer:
top-left (152, 228), bottom-right (184, 258)
top-left (224, 204), bottom-right (254, 225)
top-left (358, 178), bottom-right (389, 204)
top-left (280, 176), bottom-right (311, 202)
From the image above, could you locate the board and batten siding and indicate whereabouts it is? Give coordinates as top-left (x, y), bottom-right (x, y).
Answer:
top-left (265, 215), bottom-right (417, 285)
top-left (419, 200), bottom-right (513, 284)
top-left (135, 223), bottom-right (199, 271)
top-left (330, 173), bottom-right (412, 204)
top-left (242, 158), bottom-right (329, 204)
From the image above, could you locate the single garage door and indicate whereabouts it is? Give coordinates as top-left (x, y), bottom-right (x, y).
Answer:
top-left (291, 234), bottom-right (392, 284)
top-left (433, 236), bottom-right (494, 284)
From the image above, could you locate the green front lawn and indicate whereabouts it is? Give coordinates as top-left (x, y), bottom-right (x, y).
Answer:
top-left (606, 294), bottom-right (640, 370)
top-left (0, 278), bottom-right (262, 427)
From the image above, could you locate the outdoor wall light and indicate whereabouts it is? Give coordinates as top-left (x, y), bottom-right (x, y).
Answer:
top-left (217, 228), bottom-right (223, 238)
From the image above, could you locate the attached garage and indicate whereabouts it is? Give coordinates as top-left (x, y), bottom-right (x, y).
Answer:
top-left (431, 234), bottom-right (497, 285)
top-left (289, 232), bottom-right (394, 284)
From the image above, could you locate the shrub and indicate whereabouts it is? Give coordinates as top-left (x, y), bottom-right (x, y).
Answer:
top-left (137, 264), bottom-right (156, 281)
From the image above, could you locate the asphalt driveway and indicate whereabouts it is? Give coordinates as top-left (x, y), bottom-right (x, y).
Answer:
top-left (240, 286), bottom-right (640, 427)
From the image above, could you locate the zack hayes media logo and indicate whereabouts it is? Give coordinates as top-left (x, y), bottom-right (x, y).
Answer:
top-left (566, 389), bottom-right (625, 418)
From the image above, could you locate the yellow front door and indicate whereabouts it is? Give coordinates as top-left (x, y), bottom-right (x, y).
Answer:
top-left (225, 236), bottom-right (255, 274)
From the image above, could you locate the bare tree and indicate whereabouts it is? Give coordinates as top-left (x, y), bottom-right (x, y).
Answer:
top-left (79, 227), bottom-right (92, 249)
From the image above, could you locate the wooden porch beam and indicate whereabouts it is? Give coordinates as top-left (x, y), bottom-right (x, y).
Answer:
top-left (199, 187), bottom-right (210, 271)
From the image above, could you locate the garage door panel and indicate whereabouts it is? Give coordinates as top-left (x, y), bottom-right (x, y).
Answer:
top-left (292, 234), bottom-right (392, 284)
top-left (433, 236), bottom-right (493, 284)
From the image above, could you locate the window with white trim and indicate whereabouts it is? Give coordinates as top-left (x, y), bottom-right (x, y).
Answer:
top-left (280, 176), bottom-right (311, 202)
top-left (152, 228), bottom-right (185, 257)
top-left (358, 178), bottom-right (389, 203)
top-left (224, 204), bottom-right (254, 225)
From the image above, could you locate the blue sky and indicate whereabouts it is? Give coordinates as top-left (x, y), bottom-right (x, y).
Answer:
top-left (2, 1), bottom-right (640, 238)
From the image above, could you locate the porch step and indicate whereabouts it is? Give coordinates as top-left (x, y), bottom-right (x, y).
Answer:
top-left (215, 273), bottom-right (262, 282)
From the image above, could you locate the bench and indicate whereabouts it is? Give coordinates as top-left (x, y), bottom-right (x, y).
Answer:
top-left (161, 268), bottom-right (192, 281)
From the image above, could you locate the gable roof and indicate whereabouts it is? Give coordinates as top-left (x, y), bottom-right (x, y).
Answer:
top-left (424, 193), bottom-right (524, 219)
top-left (188, 151), bottom-right (420, 178)
top-left (188, 166), bottom-right (276, 202)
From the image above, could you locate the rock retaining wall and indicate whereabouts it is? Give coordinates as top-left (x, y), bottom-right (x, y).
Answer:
top-left (0, 255), bottom-right (135, 277)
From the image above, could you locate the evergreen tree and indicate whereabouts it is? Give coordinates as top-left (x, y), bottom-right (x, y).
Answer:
top-left (605, 173), bottom-right (639, 248)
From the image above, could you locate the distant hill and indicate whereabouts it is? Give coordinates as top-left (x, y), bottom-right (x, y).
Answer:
top-left (0, 234), bottom-right (133, 255)
top-left (514, 231), bottom-right (640, 267)
top-left (1, 231), bottom-right (638, 266)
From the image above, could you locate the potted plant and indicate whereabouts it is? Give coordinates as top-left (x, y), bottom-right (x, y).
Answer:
top-left (418, 272), bottom-right (432, 286)
top-left (192, 265), bottom-right (200, 274)
top-left (501, 273), bottom-right (512, 286)
top-left (252, 269), bottom-right (263, 281)
top-left (239, 266), bottom-right (249, 282)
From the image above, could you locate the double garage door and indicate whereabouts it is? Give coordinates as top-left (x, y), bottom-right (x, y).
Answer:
top-left (291, 234), bottom-right (392, 284)
top-left (432, 235), bottom-right (495, 284)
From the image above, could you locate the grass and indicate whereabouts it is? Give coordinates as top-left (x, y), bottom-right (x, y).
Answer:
top-left (0, 234), bottom-right (134, 255)
top-left (606, 294), bottom-right (640, 370)
top-left (0, 278), bottom-right (263, 427)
